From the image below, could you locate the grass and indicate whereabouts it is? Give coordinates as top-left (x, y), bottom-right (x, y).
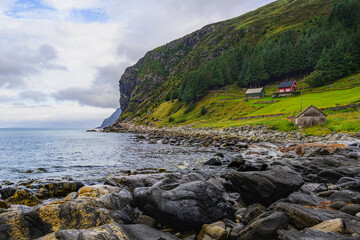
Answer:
top-left (145, 73), bottom-right (360, 134)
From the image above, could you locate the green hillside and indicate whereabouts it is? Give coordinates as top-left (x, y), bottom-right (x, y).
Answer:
top-left (147, 73), bottom-right (360, 135)
top-left (115, 0), bottom-right (360, 134)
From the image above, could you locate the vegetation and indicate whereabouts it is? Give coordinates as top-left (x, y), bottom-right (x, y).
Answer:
top-left (119, 0), bottom-right (360, 135)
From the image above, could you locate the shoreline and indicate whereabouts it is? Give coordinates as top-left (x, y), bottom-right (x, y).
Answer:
top-left (1, 126), bottom-right (360, 239)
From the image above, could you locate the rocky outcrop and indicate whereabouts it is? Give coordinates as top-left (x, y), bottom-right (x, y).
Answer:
top-left (224, 167), bottom-right (304, 206)
top-left (99, 108), bottom-right (122, 128)
top-left (134, 177), bottom-right (234, 230)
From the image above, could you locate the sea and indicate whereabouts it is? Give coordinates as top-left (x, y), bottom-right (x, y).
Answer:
top-left (0, 128), bottom-right (220, 186)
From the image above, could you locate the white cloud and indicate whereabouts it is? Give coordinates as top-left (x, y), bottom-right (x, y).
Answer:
top-left (0, 0), bottom-right (275, 128)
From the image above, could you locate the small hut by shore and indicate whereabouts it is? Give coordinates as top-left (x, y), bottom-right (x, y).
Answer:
top-left (295, 105), bottom-right (326, 127)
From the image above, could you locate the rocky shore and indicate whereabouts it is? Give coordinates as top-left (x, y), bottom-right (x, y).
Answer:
top-left (1, 125), bottom-right (360, 239)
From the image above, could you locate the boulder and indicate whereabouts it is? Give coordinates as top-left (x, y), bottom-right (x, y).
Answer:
top-left (237, 211), bottom-right (288, 240)
top-left (227, 155), bottom-right (245, 168)
top-left (134, 178), bottom-right (234, 229)
top-left (310, 218), bottom-right (346, 234)
top-left (273, 202), bottom-right (360, 234)
top-left (197, 221), bottom-right (228, 240)
top-left (328, 201), bottom-right (347, 210)
top-left (37, 223), bottom-right (180, 240)
top-left (0, 200), bottom-right (9, 209)
top-left (340, 204), bottom-right (360, 216)
top-left (76, 185), bottom-right (121, 198)
top-left (0, 187), bottom-right (18, 200)
top-left (241, 204), bottom-right (267, 225)
top-left (224, 167), bottom-right (304, 206)
top-left (204, 158), bottom-right (222, 166)
top-left (286, 192), bottom-right (326, 206)
top-left (278, 229), bottom-right (359, 240)
top-left (6, 189), bottom-right (41, 207)
top-left (33, 182), bottom-right (84, 199)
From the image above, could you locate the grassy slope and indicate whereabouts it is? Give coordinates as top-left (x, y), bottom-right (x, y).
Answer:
top-left (121, 0), bottom-right (337, 120)
top-left (147, 73), bottom-right (360, 135)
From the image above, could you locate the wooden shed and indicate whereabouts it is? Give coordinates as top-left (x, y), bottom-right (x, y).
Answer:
top-left (295, 105), bottom-right (326, 127)
top-left (245, 88), bottom-right (265, 99)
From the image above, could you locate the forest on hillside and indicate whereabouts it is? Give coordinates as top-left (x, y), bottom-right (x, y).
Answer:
top-left (176, 0), bottom-right (360, 104)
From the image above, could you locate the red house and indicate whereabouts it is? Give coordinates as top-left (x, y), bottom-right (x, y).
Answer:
top-left (278, 80), bottom-right (298, 96)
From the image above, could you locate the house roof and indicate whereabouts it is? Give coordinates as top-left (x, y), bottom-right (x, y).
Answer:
top-left (295, 105), bottom-right (327, 118)
top-left (245, 88), bottom-right (264, 94)
top-left (278, 80), bottom-right (296, 88)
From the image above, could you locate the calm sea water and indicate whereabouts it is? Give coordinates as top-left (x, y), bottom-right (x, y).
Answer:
top-left (0, 129), bottom-right (219, 185)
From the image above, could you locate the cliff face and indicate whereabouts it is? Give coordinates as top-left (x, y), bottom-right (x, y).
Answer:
top-left (118, 24), bottom-right (222, 118)
top-left (99, 108), bottom-right (122, 128)
top-left (117, 0), bottom-right (337, 122)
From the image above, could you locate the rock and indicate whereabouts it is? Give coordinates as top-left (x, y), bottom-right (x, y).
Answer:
top-left (197, 221), bottom-right (228, 240)
top-left (234, 208), bottom-right (247, 222)
top-left (318, 170), bottom-right (345, 183)
top-left (356, 212), bottom-right (360, 218)
top-left (340, 204), bottom-right (360, 216)
top-left (134, 178), bottom-right (234, 229)
top-left (33, 182), bottom-right (84, 199)
top-left (37, 223), bottom-right (180, 240)
top-left (0, 187), bottom-right (18, 199)
top-left (76, 185), bottom-right (120, 198)
top-left (214, 153), bottom-right (224, 158)
top-left (6, 189), bottom-right (41, 207)
top-left (329, 201), bottom-right (347, 210)
top-left (241, 204), bottom-right (267, 225)
top-left (238, 163), bottom-right (267, 172)
top-left (228, 223), bottom-right (245, 240)
top-left (121, 224), bottom-right (180, 240)
top-left (329, 191), bottom-right (358, 203)
top-left (136, 214), bottom-right (156, 227)
top-left (224, 167), bottom-right (304, 206)
top-left (273, 202), bottom-right (360, 234)
top-left (0, 200), bottom-right (9, 209)
top-left (108, 173), bottom-right (170, 189)
top-left (286, 192), bottom-right (326, 206)
top-left (204, 158), bottom-right (222, 166)
top-left (278, 228), bottom-right (359, 240)
top-left (227, 155), bottom-right (245, 168)
top-left (237, 211), bottom-right (288, 240)
top-left (311, 218), bottom-right (346, 234)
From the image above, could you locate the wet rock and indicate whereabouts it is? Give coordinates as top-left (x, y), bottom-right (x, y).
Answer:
top-left (37, 223), bottom-right (179, 240)
top-left (0, 200), bottom-right (9, 209)
top-left (237, 211), bottom-right (288, 240)
top-left (136, 214), bottom-right (156, 227)
top-left (7, 189), bottom-right (41, 207)
top-left (238, 163), bottom-right (267, 172)
top-left (214, 153), bottom-right (224, 158)
top-left (273, 202), bottom-right (360, 234)
top-left (204, 158), bottom-right (222, 166)
top-left (0, 187), bottom-right (18, 200)
top-left (108, 173), bottom-right (170, 189)
top-left (134, 178), bottom-right (234, 229)
top-left (224, 167), bottom-right (304, 206)
top-left (286, 191), bottom-right (326, 206)
top-left (197, 221), bottom-right (228, 240)
top-left (33, 182), bottom-right (84, 199)
top-left (227, 155), bottom-right (245, 168)
top-left (228, 223), bottom-right (245, 240)
top-left (121, 224), bottom-right (180, 240)
top-left (329, 191), bottom-right (359, 203)
top-left (76, 185), bottom-right (120, 198)
top-left (278, 228), bottom-right (359, 240)
top-left (329, 201), bottom-right (347, 210)
top-left (241, 204), bottom-right (267, 225)
top-left (340, 204), bottom-right (360, 216)
top-left (310, 218), bottom-right (346, 234)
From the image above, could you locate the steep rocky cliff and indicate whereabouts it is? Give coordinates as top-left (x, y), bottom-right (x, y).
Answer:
top-left (117, 0), bottom-right (337, 122)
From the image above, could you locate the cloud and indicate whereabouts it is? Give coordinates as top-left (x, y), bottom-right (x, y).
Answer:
top-left (19, 90), bottom-right (48, 102)
top-left (52, 62), bottom-right (125, 108)
top-left (0, 40), bottom-right (66, 88)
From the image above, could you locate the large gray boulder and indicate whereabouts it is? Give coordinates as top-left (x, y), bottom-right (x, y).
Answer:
top-left (224, 167), bottom-right (304, 206)
top-left (237, 211), bottom-right (288, 240)
top-left (278, 229), bottom-right (359, 240)
top-left (134, 178), bottom-right (234, 229)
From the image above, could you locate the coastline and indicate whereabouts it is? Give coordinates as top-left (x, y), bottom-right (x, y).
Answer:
top-left (1, 124), bottom-right (360, 239)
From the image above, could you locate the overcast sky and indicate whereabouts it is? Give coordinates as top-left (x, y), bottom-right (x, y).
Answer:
top-left (0, 0), bottom-right (274, 128)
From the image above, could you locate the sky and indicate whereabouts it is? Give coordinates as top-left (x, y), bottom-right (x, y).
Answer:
top-left (0, 0), bottom-right (274, 128)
